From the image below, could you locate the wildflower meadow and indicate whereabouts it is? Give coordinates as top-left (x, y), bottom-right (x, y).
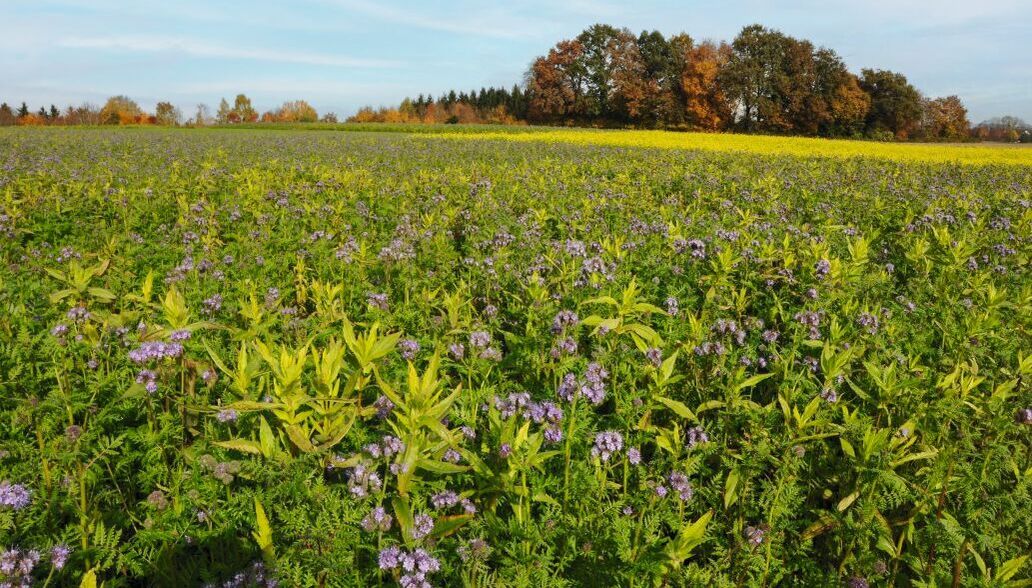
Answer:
top-left (0, 126), bottom-right (1029, 586)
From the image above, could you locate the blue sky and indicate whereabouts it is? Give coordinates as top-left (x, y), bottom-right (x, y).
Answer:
top-left (2, 0), bottom-right (1029, 122)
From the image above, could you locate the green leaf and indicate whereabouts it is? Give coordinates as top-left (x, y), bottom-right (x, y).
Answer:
top-left (724, 469), bottom-right (740, 509)
top-left (79, 569), bottom-right (97, 588)
top-left (284, 425), bottom-right (317, 453)
top-left (393, 496), bottom-right (415, 547)
top-left (532, 492), bottom-right (560, 507)
top-left (416, 458), bottom-right (469, 474)
top-left (253, 498), bottom-right (275, 562)
top-left (837, 490), bottom-right (860, 512)
top-left (654, 395), bottom-right (696, 421)
top-left (801, 515), bottom-right (838, 540)
top-left (214, 439), bottom-right (263, 455)
top-left (221, 401), bottom-right (282, 411)
top-left (259, 417), bottom-right (276, 458)
top-left (736, 372), bottom-right (775, 392)
top-left (696, 400), bottom-right (725, 413)
top-left (664, 510), bottom-right (713, 566)
top-left (840, 438), bottom-right (856, 458)
top-left (890, 449), bottom-right (937, 468)
top-left (998, 555), bottom-right (1028, 582)
top-left (428, 514), bottom-right (472, 540)
top-left (87, 287), bottom-right (117, 301)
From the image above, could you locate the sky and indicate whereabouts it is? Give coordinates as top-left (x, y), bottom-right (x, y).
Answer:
top-left (1, 0), bottom-right (1030, 123)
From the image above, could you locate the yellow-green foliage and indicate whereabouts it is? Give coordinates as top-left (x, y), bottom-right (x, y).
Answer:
top-left (427, 128), bottom-right (1032, 166)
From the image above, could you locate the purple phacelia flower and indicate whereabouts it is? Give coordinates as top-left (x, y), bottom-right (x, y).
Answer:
top-left (374, 395), bottom-right (394, 419)
top-left (366, 292), bottom-right (389, 311)
top-left (591, 431), bottom-right (623, 463)
top-left (469, 330), bottom-right (491, 349)
top-left (551, 310), bottom-right (579, 334)
top-left (399, 338), bottom-right (420, 360)
top-left (50, 544), bottom-right (71, 570)
top-left (431, 491), bottom-right (459, 510)
top-left (361, 506), bottom-right (393, 532)
top-left (686, 426), bottom-right (709, 449)
top-left (0, 482), bottom-right (32, 510)
top-left (216, 409), bottom-right (238, 423)
top-left (627, 447), bottom-right (641, 466)
top-left (448, 343), bottom-right (465, 361)
top-left (411, 513), bottom-right (434, 540)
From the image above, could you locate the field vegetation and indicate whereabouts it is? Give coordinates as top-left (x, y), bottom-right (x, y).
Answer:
top-left (0, 126), bottom-right (1029, 587)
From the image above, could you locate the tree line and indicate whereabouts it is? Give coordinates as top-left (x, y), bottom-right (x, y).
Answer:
top-left (376, 23), bottom-right (1028, 142)
top-left (348, 86), bottom-right (530, 124)
top-left (0, 95), bottom-right (335, 127)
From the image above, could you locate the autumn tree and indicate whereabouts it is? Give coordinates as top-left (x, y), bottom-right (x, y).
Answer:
top-left (155, 102), bottom-right (182, 126)
top-left (608, 29), bottom-right (657, 124)
top-left (0, 103), bottom-right (15, 126)
top-left (920, 95), bottom-right (970, 141)
top-left (18, 113), bottom-right (47, 126)
top-left (233, 94), bottom-right (257, 123)
top-left (679, 40), bottom-right (733, 130)
top-left (193, 103), bottom-right (210, 126)
top-left (273, 100), bottom-right (318, 122)
top-left (215, 98), bottom-right (231, 124)
top-left (859, 69), bottom-right (923, 139)
top-left (820, 74), bottom-right (869, 136)
top-left (527, 39), bottom-right (587, 122)
top-left (99, 95), bottom-right (143, 125)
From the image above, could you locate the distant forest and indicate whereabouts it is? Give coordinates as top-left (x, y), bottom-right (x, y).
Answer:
top-left (2, 23), bottom-right (1030, 142)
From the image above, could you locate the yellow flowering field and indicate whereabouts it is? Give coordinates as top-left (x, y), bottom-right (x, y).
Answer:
top-left (427, 128), bottom-right (1032, 165)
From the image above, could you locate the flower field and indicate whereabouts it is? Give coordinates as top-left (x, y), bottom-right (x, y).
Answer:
top-left (0, 126), bottom-right (1029, 587)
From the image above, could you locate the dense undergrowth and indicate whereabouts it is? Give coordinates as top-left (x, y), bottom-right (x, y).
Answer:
top-left (0, 127), bottom-right (1029, 587)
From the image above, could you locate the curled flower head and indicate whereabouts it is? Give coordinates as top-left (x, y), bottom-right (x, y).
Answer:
top-left (814, 258), bottom-right (831, 279)
top-left (411, 513), bottom-right (434, 540)
top-left (373, 395), bottom-right (394, 419)
top-left (448, 343), bottom-right (465, 361)
top-left (686, 426), bottom-right (709, 449)
top-left (216, 409), bottom-right (238, 423)
top-left (627, 447), bottom-right (641, 466)
top-left (668, 471), bottom-right (693, 501)
top-left (431, 490), bottom-right (459, 510)
top-left (551, 310), bottom-right (579, 334)
top-left (0, 481), bottom-right (32, 510)
top-left (399, 338), bottom-right (420, 360)
top-left (378, 546), bottom-right (402, 570)
top-left (591, 431), bottom-right (623, 463)
top-left (469, 330), bottom-right (491, 349)
top-left (1016, 408), bottom-right (1032, 425)
top-left (361, 506), bottom-right (393, 532)
top-left (128, 341), bottom-right (184, 364)
top-left (744, 525), bottom-right (766, 546)
top-left (50, 544), bottom-right (71, 570)
top-left (366, 292), bottom-right (389, 311)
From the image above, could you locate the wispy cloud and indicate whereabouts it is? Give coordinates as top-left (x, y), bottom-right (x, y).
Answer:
top-left (174, 79), bottom-right (407, 95)
top-left (324, 0), bottom-right (543, 39)
top-left (60, 35), bottom-right (399, 68)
